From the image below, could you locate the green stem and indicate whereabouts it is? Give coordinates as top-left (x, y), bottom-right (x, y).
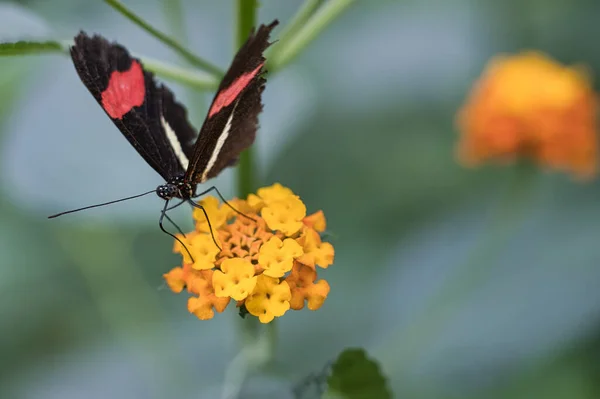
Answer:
top-left (235, 0), bottom-right (259, 49)
top-left (276, 0), bottom-right (324, 47)
top-left (161, 0), bottom-right (188, 45)
top-left (234, 0), bottom-right (278, 371)
top-left (103, 0), bottom-right (223, 77)
top-left (222, 320), bottom-right (278, 398)
top-left (160, 0), bottom-right (208, 125)
top-left (235, 0), bottom-right (259, 198)
top-left (140, 56), bottom-right (218, 90)
top-left (238, 318), bottom-right (277, 361)
top-left (1, 39), bottom-right (217, 91)
top-left (377, 162), bottom-right (539, 376)
top-left (60, 39), bottom-right (218, 91)
top-left (236, 150), bottom-right (255, 198)
top-left (235, 0), bottom-right (258, 198)
top-left (267, 0), bottom-right (355, 73)
top-left (267, 319), bottom-right (278, 356)
top-left (0, 40), bottom-right (64, 55)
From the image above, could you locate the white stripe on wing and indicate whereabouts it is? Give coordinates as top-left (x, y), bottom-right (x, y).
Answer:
top-left (200, 101), bottom-right (239, 182)
top-left (161, 115), bottom-right (189, 170)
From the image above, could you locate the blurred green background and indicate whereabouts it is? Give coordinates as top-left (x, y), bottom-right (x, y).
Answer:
top-left (1, 0), bottom-right (600, 398)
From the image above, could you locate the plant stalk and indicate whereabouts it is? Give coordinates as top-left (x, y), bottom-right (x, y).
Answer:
top-left (103, 0), bottom-right (223, 77)
top-left (235, 0), bottom-right (259, 199)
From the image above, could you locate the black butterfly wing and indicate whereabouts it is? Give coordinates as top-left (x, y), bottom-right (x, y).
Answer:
top-left (70, 32), bottom-right (197, 181)
top-left (185, 20), bottom-right (278, 184)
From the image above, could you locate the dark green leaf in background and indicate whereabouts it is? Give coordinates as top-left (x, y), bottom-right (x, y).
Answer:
top-left (325, 348), bottom-right (392, 399)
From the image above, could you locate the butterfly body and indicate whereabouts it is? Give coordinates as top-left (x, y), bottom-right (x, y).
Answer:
top-left (155, 175), bottom-right (195, 200)
top-left (50, 21), bottom-right (279, 253)
top-left (62, 20), bottom-right (278, 206)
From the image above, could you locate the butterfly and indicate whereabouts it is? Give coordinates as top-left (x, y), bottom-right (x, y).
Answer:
top-left (50, 21), bottom-right (278, 250)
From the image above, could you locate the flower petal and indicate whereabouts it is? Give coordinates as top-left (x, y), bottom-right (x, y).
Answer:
top-left (296, 228), bottom-right (335, 269)
top-left (262, 196), bottom-right (306, 236)
top-left (193, 196), bottom-right (231, 232)
top-left (245, 275), bottom-right (291, 323)
top-left (258, 236), bottom-right (304, 278)
top-left (286, 263), bottom-right (330, 310)
top-left (303, 210), bottom-right (327, 232)
top-left (163, 267), bottom-right (185, 293)
top-left (212, 258), bottom-right (257, 301)
top-left (257, 183), bottom-right (295, 204)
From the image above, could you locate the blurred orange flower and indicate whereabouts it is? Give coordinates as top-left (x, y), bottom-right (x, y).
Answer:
top-left (163, 183), bottom-right (335, 323)
top-left (456, 51), bottom-right (599, 179)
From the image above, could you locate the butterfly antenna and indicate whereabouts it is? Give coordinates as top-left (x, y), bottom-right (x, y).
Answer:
top-left (187, 200), bottom-right (222, 251)
top-left (48, 189), bottom-right (156, 218)
top-left (159, 200), bottom-right (195, 262)
top-left (194, 186), bottom-right (256, 222)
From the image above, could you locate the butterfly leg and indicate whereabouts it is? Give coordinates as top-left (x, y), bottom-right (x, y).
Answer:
top-left (163, 212), bottom-right (187, 237)
top-left (166, 199), bottom-right (186, 212)
top-left (187, 200), bottom-right (222, 251)
top-left (193, 186), bottom-right (256, 222)
top-left (159, 200), bottom-right (195, 262)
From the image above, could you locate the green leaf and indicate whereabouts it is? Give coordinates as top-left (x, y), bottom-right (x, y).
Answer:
top-left (326, 348), bottom-right (392, 399)
top-left (0, 40), bottom-right (66, 56)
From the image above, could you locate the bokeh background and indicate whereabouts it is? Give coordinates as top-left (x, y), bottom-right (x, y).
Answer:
top-left (1, 0), bottom-right (600, 398)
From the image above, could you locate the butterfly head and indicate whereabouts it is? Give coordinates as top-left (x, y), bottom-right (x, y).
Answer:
top-left (156, 175), bottom-right (195, 200)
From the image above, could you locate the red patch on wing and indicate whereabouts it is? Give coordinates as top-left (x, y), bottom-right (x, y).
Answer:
top-left (101, 61), bottom-right (145, 119)
top-left (208, 63), bottom-right (263, 118)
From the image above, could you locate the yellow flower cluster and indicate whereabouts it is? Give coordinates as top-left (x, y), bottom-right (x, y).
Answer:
top-left (457, 51), bottom-right (599, 179)
top-left (163, 184), bottom-right (334, 323)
